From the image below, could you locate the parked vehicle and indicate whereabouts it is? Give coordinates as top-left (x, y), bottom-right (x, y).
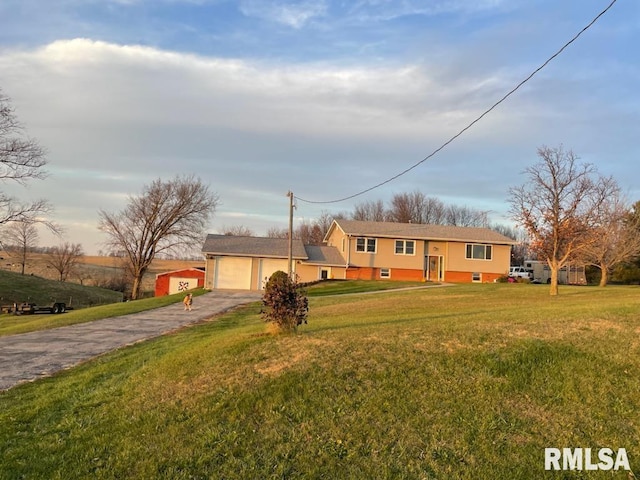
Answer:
top-left (524, 260), bottom-right (587, 285)
top-left (508, 266), bottom-right (532, 279)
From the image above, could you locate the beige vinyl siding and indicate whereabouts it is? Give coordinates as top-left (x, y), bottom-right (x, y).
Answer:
top-left (349, 237), bottom-right (425, 270)
top-left (446, 242), bottom-right (511, 274)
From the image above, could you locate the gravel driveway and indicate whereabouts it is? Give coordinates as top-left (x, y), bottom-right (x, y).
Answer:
top-left (0, 291), bottom-right (261, 391)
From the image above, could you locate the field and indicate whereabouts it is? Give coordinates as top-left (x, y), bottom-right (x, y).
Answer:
top-left (0, 283), bottom-right (639, 479)
top-left (0, 252), bottom-right (204, 296)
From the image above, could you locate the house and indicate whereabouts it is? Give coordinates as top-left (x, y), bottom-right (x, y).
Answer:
top-left (155, 267), bottom-right (205, 296)
top-left (324, 219), bottom-right (516, 283)
top-left (201, 219), bottom-right (515, 290)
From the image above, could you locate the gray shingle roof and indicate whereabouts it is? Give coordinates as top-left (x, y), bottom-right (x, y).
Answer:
top-left (303, 245), bottom-right (345, 266)
top-left (202, 234), bottom-right (308, 259)
top-left (333, 219), bottom-right (516, 245)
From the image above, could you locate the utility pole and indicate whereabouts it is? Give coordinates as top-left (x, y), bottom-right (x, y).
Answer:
top-left (287, 191), bottom-right (294, 277)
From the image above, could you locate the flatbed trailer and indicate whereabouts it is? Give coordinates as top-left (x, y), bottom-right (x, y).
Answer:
top-left (0, 302), bottom-right (71, 315)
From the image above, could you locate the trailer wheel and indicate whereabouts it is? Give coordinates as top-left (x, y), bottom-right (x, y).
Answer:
top-left (52, 302), bottom-right (66, 314)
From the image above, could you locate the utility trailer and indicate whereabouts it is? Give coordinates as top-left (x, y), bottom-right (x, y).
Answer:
top-left (0, 301), bottom-right (71, 315)
top-left (524, 260), bottom-right (587, 285)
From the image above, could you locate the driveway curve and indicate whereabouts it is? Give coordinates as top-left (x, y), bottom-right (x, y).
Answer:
top-left (0, 291), bottom-right (261, 391)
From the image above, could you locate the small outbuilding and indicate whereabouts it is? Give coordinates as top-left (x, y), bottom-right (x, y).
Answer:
top-left (155, 267), bottom-right (205, 296)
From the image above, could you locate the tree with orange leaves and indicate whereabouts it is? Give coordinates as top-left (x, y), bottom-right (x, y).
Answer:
top-left (508, 145), bottom-right (614, 295)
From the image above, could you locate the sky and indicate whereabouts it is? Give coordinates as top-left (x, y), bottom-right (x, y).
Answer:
top-left (0, 0), bottom-right (638, 254)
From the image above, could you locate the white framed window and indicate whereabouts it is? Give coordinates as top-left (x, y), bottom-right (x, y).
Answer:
top-left (472, 272), bottom-right (481, 282)
top-left (356, 237), bottom-right (377, 253)
top-left (380, 268), bottom-right (391, 279)
top-left (465, 244), bottom-right (492, 260)
top-left (395, 240), bottom-right (415, 255)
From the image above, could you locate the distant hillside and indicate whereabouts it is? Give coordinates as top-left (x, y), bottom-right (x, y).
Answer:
top-left (0, 270), bottom-right (123, 310)
top-left (0, 252), bottom-right (204, 295)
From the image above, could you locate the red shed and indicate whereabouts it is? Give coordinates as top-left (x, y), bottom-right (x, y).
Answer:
top-left (155, 267), bottom-right (205, 296)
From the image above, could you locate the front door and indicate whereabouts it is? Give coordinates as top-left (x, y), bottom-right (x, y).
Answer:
top-left (426, 255), bottom-right (443, 282)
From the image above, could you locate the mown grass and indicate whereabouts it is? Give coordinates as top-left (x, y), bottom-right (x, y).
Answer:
top-left (305, 279), bottom-right (429, 296)
top-left (0, 269), bottom-right (122, 309)
top-left (1, 283), bottom-right (639, 479)
top-left (0, 280), bottom-right (419, 337)
top-left (0, 288), bottom-right (207, 337)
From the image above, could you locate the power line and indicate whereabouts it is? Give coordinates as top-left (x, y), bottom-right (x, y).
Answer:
top-left (295, 0), bottom-right (617, 205)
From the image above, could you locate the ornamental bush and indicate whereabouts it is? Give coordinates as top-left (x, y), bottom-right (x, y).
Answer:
top-left (261, 270), bottom-right (308, 332)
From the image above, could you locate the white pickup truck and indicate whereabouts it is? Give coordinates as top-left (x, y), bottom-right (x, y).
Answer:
top-left (509, 266), bottom-right (532, 279)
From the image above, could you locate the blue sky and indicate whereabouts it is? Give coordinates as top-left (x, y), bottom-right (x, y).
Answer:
top-left (0, 0), bottom-right (638, 253)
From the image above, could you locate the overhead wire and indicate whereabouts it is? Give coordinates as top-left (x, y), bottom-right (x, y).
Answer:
top-left (295, 0), bottom-right (618, 205)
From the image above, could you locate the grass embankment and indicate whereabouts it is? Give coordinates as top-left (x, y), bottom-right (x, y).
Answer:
top-left (0, 288), bottom-right (207, 337)
top-left (0, 269), bottom-right (123, 309)
top-left (1, 283), bottom-right (639, 479)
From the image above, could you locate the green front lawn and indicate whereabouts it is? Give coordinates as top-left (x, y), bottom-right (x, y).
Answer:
top-left (1, 283), bottom-right (639, 479)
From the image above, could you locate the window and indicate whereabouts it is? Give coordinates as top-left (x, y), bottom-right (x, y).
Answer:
top-left (395, 240), bottom-right (415, 255)
top-left (465, 243), bottom-right (492, 260)
top-left (472, 272), bottom-right (481, 282)
top-left (380, 268), bottom-right (391, 278)
top-left (356, 237), bottom-right (377, 253)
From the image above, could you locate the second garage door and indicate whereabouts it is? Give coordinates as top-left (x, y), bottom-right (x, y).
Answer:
top-left (258, 259), bottom-right (289, 290)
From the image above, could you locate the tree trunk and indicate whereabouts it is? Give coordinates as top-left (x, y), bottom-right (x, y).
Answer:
top-left (549, 264), bottom-right (559, 296)
top-left (599, 264), bottom-right (608, 287)
top-left (131, 275), bottom-right (143, 300)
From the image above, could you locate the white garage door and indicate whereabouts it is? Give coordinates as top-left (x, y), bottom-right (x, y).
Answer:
top-left (258, 259), bottom-right (289, 290)
top-left (214, 257), bottom-right (252, 290)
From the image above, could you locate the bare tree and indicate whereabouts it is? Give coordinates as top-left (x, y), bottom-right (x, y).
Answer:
top-left (580, 189), bottom-right (640, 286)
top-left (422, 197), bottom-right (447, 225)
top-left (221, 225), bottom-right (255, 236)
top-left (1, 220), bottom-right (39, 274)
top-left (352, 200), bottom-right (387, 222)
top-left (45, 242), bottom-right (84, 282)
top-left (365, 191), bottom-right (486, 227)
top-left (98, 175), bottom-right (219, 300)
top-left (315, 210), bottom-right (337, 238)
top-left (296, 222), bottom-right (325, 245)
top-left (387, 191), bottom-right (428, 223)
top-left (445, 204), bottom-right (489, 227)
top-left (266, 226), bottom-right (288, 238)
top-left (0, 89), bottom-right (57, 228)
top-left (509, 145), bottom-right (613, 295)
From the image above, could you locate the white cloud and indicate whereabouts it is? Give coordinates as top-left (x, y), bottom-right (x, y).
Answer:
top-left (1, 33), bottom-right (639, 252)
top-left (239, 0), bottom-right (328, 29)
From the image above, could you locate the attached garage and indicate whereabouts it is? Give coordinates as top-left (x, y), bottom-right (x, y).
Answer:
top-left (202, 234), bottom-right (308, 291)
